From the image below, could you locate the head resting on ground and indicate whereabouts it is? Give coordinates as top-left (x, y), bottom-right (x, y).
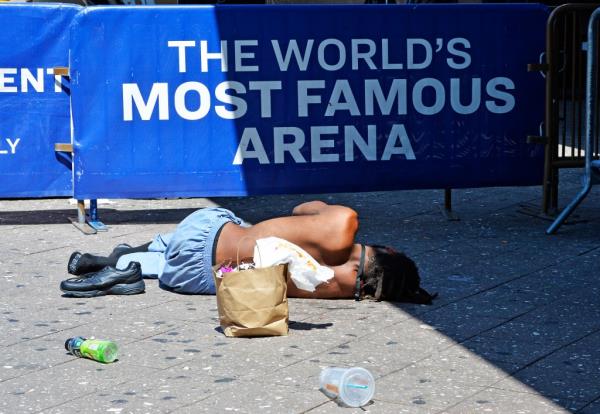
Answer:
top-left (361, 245), bottom-right (437, 305)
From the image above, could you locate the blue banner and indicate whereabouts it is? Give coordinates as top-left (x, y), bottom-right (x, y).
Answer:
top-left (70, 4), bottom-right (548, 199)
top-left (0, 4), bottom-right (78, 198)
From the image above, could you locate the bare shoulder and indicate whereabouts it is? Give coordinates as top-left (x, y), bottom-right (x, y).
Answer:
top-left (301, 204), bottom-right (359, 262)
top-left (321, 205), bottom-right (359, 241)
top-left (296, 204), bottom-right (358, 242)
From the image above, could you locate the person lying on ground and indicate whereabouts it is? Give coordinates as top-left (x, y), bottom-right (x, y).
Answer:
top-left (62, 201), bottom-right (436, 304)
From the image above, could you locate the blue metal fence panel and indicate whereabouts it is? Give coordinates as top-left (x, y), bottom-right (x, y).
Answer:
top-left (546, 6), bottom-right (600, 234)
top-left (0, 4), bottom-right (78, 198)
top-left (70, 4), bottom-right (548, 199)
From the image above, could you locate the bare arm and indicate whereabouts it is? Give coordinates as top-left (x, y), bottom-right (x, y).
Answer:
top-left (286, 271), bottom-right (355, 299)
top-left (286, 252), bottom-right (359, 299)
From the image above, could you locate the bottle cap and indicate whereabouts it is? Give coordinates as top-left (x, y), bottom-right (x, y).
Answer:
top-left (65, 336), bottom-right (86, 351)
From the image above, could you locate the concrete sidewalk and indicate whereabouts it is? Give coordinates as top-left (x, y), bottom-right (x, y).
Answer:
top-left (2, 171), bottom-right (600, 413)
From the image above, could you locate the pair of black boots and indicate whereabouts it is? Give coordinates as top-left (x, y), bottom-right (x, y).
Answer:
top-left (60, 244), bottom-right (145, 298)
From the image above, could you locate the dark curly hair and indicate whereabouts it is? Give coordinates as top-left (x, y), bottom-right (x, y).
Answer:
top-left (362, 245), bottom-right (437, 304)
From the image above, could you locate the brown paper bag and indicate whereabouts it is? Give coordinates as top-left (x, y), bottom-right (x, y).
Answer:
top-left (213, 262), bottom-right (289, 337)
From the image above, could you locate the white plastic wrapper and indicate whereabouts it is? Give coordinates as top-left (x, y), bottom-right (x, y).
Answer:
top-left (253, 237), bottom-right (334, 292)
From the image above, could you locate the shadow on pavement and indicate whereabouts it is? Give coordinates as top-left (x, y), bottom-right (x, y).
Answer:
top-left (289, 321), bottom-right (334, 331)
top-left (212, 193), bottom-right (600, 413)
top-left (0, 208), bottom-right (197, 226)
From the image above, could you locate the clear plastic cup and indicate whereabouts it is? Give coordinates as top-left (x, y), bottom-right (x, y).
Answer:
top-left (319, 367), bottom-right (375, 407)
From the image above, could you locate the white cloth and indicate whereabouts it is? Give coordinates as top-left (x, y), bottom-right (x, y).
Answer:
top-left (253, 237), bottom-right (334, 292)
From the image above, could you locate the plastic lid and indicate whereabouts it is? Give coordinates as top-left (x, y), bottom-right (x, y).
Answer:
top-left (338, 367), bottom-right (375, 408)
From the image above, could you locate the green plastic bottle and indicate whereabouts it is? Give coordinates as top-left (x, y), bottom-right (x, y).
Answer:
top-left (65, 337), bottom-right (118, 363)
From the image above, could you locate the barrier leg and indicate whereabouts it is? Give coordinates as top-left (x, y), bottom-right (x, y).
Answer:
top-left (70, 199), bottom-right (97, 235)
top-left (546, 176), bottom-right (592, 234)
top-left (77, 199), bottom-right (86, 224)
top-left (88, 199), bottom-right (108, 232)
top-left (440, 188), bottom-right (460, 221)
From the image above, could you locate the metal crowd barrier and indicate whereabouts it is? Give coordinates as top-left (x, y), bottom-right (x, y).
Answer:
top-left (536, 3), bottom-right (600, 215)
top-left (547, 6), bottom-right (600, 234)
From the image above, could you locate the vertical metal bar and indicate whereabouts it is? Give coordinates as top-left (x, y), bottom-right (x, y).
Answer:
top-left (577, 12), bottom-right (585, 158)
top-left (596, 29), bottom-right (600, 158)
top-left (76, 200), bottom-right (86, 224)
top-left (444, 188), bottom-right (452, 212)
top-left (543, 10), bottom-right (558, 214)
top-left (550, 168), bottom-right (559, 211)
top-left (440, 188), bottom-right (459, 221)
top-left (87, 199), bottom-right (107, 231)
top-left (585, 9), bottom-right (598, 175)
top-left (544, 10), bottom-right (569, 214)
top-left (560, 15), bottom-right (568, 159)
top-left (90, 199), bottom-right (98, 222)
top-left (570, 12), bottom-right (577, 158)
